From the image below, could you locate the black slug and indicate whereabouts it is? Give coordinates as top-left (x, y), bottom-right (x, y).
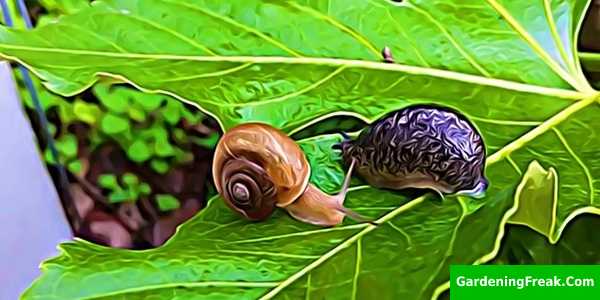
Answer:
top-left (341, 104), bottom-right (488, 197)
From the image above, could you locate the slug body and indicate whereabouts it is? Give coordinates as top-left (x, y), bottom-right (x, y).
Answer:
top-left (341, 105), bottom-right (488, 197)
top-left (213, 123), bottom-right (361, 226)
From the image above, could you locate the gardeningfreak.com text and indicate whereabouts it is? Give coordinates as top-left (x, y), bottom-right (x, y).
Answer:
top-left (455, 275), bottom-right (595, 289)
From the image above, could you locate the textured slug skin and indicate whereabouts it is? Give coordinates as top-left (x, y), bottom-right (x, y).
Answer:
top-left (341, 105), bottom-right (488, 195)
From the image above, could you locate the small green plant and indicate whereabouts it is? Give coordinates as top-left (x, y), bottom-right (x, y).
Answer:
top-left (18, 76), bottom-right (217, 175)
top-left (155, 194), bottom-right (181, 211)
top-left (96, 173), bottom-right (181, 211)
top-left (97, 173), bottom-right (151, 204)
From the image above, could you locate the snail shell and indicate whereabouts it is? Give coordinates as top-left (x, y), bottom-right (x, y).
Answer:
top-left (213, 123), bottom-right (309, 220)
top-left (341, 104), bottom-right (488, 197)
top-left (213, 123), bottom-right (364, 226)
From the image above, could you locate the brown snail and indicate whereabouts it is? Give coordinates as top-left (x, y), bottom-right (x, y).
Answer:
top-left (213, 123), bottom-right (364, 226)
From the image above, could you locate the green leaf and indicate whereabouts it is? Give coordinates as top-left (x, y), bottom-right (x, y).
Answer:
top-left (67, 160), bottom-right (82, 174)
top-left (0, 0), bottom-right (594, 130)
top-left (139, 183), bottom-right (152, 195)
top-left (73, 99), bottom-right (102, 125)
top-left (21, 134), bottom-right (516, 300)
top-left (121, 173), bottom-right (139, 187)
top-left (192, 131), bottom-right (220, 149)
top-left (100, 113), bottom-right (130, 134)
top-left (43, 148), bottom-right (56, 164)
top-left (94, 84), bottom-right (129, 113)
top-left (163, 100), bottom-right (182, 125)
top-left (154, 139), bottom-right (176, 157)
top-left (55, 134), bottom-right (78, 158)
top-left (172, 128), bottom-right (188, 144)
top-left (108, 189), bottom-right (135, 204)
top-left (150, 158), bottom-right (170, 174)
top-left (127, 139), bottom-right (152, 163)
top-left (156, 194), bottom-right (181, 211)
top-left (492, 214), bottom-right (600, 265)
top-left (6, 0), bottom-right (600, 299)
top-left (181, 106), bottom-right (203, 124)
top-left (133, 93), bottom-right (164, 112)
top-left (127, 104), bottom-right (147, 122)
top-left (508, 161), bottom-right (558, 241)
top-left (97, 174), bottom-right (118, 190)
top-left (39, 0), bottom-right (90, 15)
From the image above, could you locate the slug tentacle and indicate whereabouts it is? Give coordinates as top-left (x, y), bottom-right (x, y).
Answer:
top-left (284, 158), bottom-right (372, 226)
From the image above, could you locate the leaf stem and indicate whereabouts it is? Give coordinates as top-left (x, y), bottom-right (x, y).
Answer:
top-left (487, 93), bottom-right (599, 164)
top-left (259, 195), bottom-right (428, 300)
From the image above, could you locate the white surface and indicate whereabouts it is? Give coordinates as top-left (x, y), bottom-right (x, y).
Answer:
top-left (0, 62), bottom-right (73, 300)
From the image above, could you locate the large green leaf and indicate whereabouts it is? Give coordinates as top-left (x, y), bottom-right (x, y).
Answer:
top-left (1, 0), bottom-right (599, 299)
top-left (493, 214), bottom-right (600, 265)
top-left (23, 134), bottom-right (516, 300)
top-left (0, 0), bottom-right (594, 132)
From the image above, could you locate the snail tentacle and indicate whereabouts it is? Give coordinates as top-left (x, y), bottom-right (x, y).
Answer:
top-left (284, 158), bottom-right (373, 226)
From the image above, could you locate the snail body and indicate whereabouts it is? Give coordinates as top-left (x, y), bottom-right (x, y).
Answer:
top-left (213, 123), bottom-right (361, 226)
top-left (341, 104), bottom-right (488, 197)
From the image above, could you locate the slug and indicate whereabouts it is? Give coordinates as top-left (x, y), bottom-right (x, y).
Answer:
top-left (213, 123), bottom-right (365, 227)
top-left (341, 104), bottom-right (488, 198)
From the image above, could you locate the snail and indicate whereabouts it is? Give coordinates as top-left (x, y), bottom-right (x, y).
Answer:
top-left (340, 104), bottom-right (488, 198)
top-left (213, 123), bottom-right (365, 227)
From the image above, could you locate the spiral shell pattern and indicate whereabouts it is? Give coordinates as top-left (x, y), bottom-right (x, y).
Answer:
top-left (213, 123), bottom-right (310, 220)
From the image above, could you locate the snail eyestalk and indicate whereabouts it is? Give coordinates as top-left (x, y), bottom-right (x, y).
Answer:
top-left (284, 159), bottom-right (373, 226)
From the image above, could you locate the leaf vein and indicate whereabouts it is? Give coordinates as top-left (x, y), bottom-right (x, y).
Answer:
top-left (542, 0), bottom-right (576, 74)
top-left (228, 66), bottom-right (347, 108)
top-left (104, 12), bottom-right (217, 55)
top-left (351, 238), bottom-right (362, 300)
top-left (214, 249), bottom-right (320, 259)
top-left (286, 1), bottom-right (381, 58)
top-left (258, 195), bottom-right (428, 300)
top-left (56, 23), bottom-right (127, 53)
top-left (419, 197), bottom-right (467, 299)
top-left (379, 5), bottom-right (430, 67)
top-left (0, 47), bottom-right (585, 100)
top-left (150, 63), bottom-right (253, 83)
top-left (407, 2), bottom-right (490, 77)
top-left (159, 0), bottom-right (301, 57)
top-left (506, 155), bottom-right (523, 175)
top-left (484, 0), bottom-right (587, 92)
top-left (387, 221), bottom-right (413, 246)
top-left (552, 128), bottom-right (595, 205)
top-left (229, 223), bottom-right (368, 244)
top-left (487, 94), bottom-right (598, 165)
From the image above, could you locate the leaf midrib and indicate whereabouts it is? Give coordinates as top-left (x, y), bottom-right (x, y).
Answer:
top-left (258, 93), bottom-right (600, 299)
top-left (0, 44), bottom-right (585, 100)
top-left (484, 0), bottom-right (589, 92)
top-left (45, 93), bottom-right (600, 300)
